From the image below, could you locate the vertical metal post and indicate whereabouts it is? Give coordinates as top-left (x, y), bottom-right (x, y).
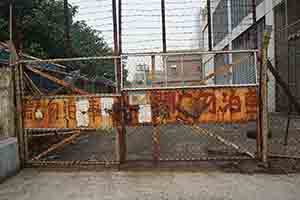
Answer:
top-left (64, 0), bottom-right (71, 57)
top-left (164, 56), bottom-right (168, 87)
top-left (207, 0), bottom-right (212, 51)
top-left (152, 125), bottom-right (160, 164)
top-left (113, 0), bottom-right (126, 164)
top-left (255, 51), bottom-right (262, 160)
top-left (9, 1), bottom-right (14, 63)
top-left (9, 3), bottom-right (13, 49)
top-left (9, 0), bottom-right (25, 167)
top-left (112, 0), bottom-right (120, 91)
top-left (252, 0), bottom-right (257, 49)
top-left (285, 0), bottom-right (290, 104)
top-left (151, 55), bottom-right (156, 86)
top-left (161, 0), bottom-right (167, 53)
top-left (181, 55), bottom-right (185, 85)
top-left (113, 0), bottom-right (120, 92)
top-left (118, 0), bottom-right (122, 54)
top-left (261, 26), bottom-right (272, 164)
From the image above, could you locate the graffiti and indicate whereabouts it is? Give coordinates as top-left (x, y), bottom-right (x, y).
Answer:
top-left (23, 100), bottom-right (38, 120)
top-left (23, 87), bottom-right (258, 129)
top-left (177, 91), bottom-right (217, 119)
top-left (125, 87), bottom-right (258, 125)
top-left (23, 96), bottom-right (117, 129)
top-left (219, 92), bottom-right (241, 114)
top-left (151, 91), bottom-right (175, 124)
top-left (48, 102), bottom-right (59, 123)
top-left (67, 101), bottom-right (76, 120)
top-left (88, 97), bottom-right (100, 122)
top-left (245, 89), bottom-right (258, 114)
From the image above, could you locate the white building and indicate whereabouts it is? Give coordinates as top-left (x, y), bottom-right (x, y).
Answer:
top-left (200, 0), bottom-right (292, 112)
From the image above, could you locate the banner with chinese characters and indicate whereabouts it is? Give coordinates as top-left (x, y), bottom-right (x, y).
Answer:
top-left (124, 87), bottom-right (258, 126)
top-left (23, 96), bottom-right (119, 129)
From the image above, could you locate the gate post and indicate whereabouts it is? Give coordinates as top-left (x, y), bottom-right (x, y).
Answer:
top-left (117, 94), bottom-right (127, 164)
top-left (112, 0), bottom-right (127, 164)
top-left (260, 26), bottom-right (272, 164)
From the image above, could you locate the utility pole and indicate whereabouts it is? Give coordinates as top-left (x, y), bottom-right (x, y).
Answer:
top-left (207, 0), bottom-right (212, 51)
top-left (161, 0), bottom-right (167, 53)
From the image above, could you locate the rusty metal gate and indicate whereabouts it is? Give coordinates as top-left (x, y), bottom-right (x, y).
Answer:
top-left (5, 0), bottom-right (263, 168)
top-left (17, 49), bottom-right (260, 168)
top-left (121, 50), bottom-right (259, 164)
top-left (16, 55), bottom-right (124, 167)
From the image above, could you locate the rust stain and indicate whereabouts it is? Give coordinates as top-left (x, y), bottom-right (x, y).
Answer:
top-left (23, 87), bottom-right (258, 129)
top-left (23, 97), bottom-right (118, 129)
top-left (125, 87), bottom-right (258, 126)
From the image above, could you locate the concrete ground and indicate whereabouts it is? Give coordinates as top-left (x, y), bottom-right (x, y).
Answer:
top-left (1, 169), bottom-right (300, 200)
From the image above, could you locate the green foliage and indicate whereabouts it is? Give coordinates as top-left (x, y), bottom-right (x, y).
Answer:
top-left (0, 0), bottom-right (115, 81)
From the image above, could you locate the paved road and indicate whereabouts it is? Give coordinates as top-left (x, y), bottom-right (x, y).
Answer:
top-left (0, 169), bottom-right (300, 200)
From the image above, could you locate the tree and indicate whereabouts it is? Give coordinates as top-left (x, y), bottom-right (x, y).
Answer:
top-left (0, 0), bottom-right (115, 81)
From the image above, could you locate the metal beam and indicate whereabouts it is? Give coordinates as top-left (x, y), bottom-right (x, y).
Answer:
top-left (161, 0), bottom-right (167, 52)
top-left (23, 72), bottom-right (43, 95)
top-left (26, 66), bottom-right (88, 95)
top-left (207, 0), bottom-right (212, 51)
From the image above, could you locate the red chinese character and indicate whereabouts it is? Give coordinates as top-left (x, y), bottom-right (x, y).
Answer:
top-left (88, 98), bottom-right (100, 122)
top-left (245, 89), bottom-right (257, 114)
top-left (48, 102), bottom-right (59, 123)
top-left (221, 92), bottom-right (241, 113)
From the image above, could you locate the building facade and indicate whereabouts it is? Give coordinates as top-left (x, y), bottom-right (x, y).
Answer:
top-left (201, 0), bottom-right (293, 112)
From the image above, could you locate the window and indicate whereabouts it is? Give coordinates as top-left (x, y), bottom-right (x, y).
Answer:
top-left (231, 0), bottom-right (252, 30)
top-left (213, 0), bottom-right (229, 46)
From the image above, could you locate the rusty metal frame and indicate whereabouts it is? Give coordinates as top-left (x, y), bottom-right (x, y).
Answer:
top-left (18, 49), bottom-right (261, 168)
top-left (120, 50), bottom-right (259, 91)
top-left (19, 55), bottom-right (121, 64)
top-left (122, 84), bottom-right (259, 92)
top-left (122, 49), bottom-right (259, 57)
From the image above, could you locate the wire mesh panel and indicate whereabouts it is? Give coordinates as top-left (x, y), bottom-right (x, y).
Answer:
top-left (124, 123), bottom-right (257, 162)
top-left (123, 85), bottom-right (259, 162)
top-left (69, 0), bottom-right (114, 49)
top-left (23, 93), bottom-right (120, 165)
top-left (121, 0), bottom-right (163, 53)
top-left (122, 51), bottom-right (258, 90)
top-left (165, 0), bottom-right (203, 51)
top-left (126, 126), bottom-right (153, 161)
top-left (22, 58), bottom-right (117, 96)
top-left (20, 56), bottom-right (121, 166)
top-left (27, 129), bottom-right (118, 165)
top-left (159, 123), bottom-right (257, 161)
top-left (267, 1), bottom-right (300, 163)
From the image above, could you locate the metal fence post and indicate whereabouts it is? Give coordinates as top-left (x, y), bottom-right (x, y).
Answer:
top-left (113, 0), bottom-right (127, 164)
top-left (261, 26), bottom-right (272, 164)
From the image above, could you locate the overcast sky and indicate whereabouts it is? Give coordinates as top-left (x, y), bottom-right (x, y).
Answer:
top-left (69, 0), bottom-right (204, 53)
top-left (69, 0), bottom-right (205, 82)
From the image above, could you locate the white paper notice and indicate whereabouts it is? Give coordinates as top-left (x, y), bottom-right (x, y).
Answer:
top-left (101, 98), bottom-right (114, 117)
top-left (138, 105), bottom-right (152, 123)
top-left (129, 94), bottom-right (149, 105)
top-left (76, 99), bottom-right (90, 127)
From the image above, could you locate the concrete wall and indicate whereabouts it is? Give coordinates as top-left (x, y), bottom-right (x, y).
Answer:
top-left (0, 137), bottom-right (20, 182)
top-left (0, 66), bottom-right (15, 138)
top-left (0, 66), bottom-right (19, 181)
